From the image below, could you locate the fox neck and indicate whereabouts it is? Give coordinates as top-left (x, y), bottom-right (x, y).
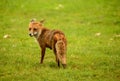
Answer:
top-left (35, 28), bottom-right (49, 39)
top-left (35, 29), bottom-right (42, 39)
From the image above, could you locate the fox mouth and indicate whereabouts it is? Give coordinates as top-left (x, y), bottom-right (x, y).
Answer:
top-left (29, 32), bottom-right (38, 37)
top-left (29, 30), bottom-right (41, 39)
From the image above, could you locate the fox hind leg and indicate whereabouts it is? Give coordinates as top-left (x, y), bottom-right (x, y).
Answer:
top-left (53, 47), bottom-right (60, 67)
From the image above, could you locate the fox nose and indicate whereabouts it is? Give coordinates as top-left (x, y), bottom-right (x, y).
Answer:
top-left (29, 33), bottom-right (33, 37)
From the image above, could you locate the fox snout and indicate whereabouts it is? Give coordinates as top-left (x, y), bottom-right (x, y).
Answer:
top-left (29, 32), bottom-right (38, 37)
top-left (29, 33), bottom-right (34, 37)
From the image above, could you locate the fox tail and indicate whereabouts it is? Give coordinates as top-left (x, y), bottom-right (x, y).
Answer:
top-left (55, 40), bottom-right (67, 68)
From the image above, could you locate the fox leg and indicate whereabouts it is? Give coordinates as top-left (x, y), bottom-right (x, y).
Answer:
top-left (56, 54), bottom-right (60, 67)
top-left (40, 47), bottom-right (46, 64)
top-left (53, 47), bottom-right (60, 67)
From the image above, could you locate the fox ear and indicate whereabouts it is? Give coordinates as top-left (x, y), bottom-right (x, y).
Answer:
top-left (30, 18), bottom-right (36, 22)
top-left (40, 19), bottom-right (45, 24)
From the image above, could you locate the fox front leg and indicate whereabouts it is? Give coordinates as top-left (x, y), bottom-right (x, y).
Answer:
top-left (40, 47), bottom-right (46, 64)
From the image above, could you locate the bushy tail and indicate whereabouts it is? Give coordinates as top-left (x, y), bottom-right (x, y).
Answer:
top-left (55, 40), bottom-right (67, 68)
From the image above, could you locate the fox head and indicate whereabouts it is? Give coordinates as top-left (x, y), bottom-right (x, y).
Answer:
top-left (29, 19), bottom-right (44, 38)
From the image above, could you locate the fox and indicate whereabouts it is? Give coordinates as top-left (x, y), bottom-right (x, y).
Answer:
top-left (29, 19), bottom-right (67, 68)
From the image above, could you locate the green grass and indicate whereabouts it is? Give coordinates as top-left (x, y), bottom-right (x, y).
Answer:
top-left (0, 0), bottom-right (120, 81)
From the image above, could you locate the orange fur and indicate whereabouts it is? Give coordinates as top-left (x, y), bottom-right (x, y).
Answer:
top-left (29, 19), bottom-right (67, 68)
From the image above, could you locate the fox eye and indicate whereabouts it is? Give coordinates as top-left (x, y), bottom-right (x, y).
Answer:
top-left (34, 28), bottom-right (37, 31)
top-left (29, 28), bottom-right (31, 31)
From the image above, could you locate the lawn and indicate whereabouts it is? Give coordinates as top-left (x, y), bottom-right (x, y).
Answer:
top-left (0, 0), bottom-right (120, 81)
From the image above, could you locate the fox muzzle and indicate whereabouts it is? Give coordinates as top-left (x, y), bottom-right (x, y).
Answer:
top-left (29, 33), bottom-right (34, 37)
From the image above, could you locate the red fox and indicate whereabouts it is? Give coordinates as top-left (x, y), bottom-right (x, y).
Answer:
top-left (29, 19), bottom-right (67, 68)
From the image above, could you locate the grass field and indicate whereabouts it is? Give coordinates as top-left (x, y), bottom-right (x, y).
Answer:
top-left (0, 0), bottom-right (120, 81)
